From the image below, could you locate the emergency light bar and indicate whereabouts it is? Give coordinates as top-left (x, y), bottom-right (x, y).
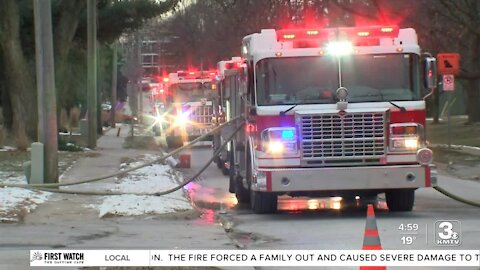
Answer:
top-left (276, 25), bottom-right (399, 43)
top-left (224, 61), bottom-right (243, 70)
top-left (176, 70), bottom-right (217, 80)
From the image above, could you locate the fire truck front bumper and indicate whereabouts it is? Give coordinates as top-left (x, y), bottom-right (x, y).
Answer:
top-left (251, 165), bottom-right (437, 192)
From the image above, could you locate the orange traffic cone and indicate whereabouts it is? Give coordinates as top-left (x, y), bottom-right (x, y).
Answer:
top-left (359, 204), bottom-right (386, 270)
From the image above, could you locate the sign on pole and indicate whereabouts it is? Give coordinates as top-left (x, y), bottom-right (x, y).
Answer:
top-left (442, 75), bottom-right (455, 91)
top-left (437, 53), bottom-right (460, 75)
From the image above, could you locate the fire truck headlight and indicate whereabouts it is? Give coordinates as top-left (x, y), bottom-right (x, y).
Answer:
top-left (155, 114), bottom-right (165, 123)
top-left (404, 139), bottom-right (418, 149)
top-left (267, 141), bottom-right (284, 154)
top-left (175, 112), bottom-right (189, 125)
top-left (261, 127), bottom-right (298, 155)
top-left (389, 123), bottom-right (424, 152)
top-left (391, 137), bottom-right (419, 151)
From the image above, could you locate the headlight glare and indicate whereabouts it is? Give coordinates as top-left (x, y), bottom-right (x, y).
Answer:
top-left (404, 139), bottom-right (418, 149)
top-left (261, 127), bottom-right (298, 155)
top-left (175, 112), bottom-right (189, 125)
top-left (267, 141), bottom-right (284, 154)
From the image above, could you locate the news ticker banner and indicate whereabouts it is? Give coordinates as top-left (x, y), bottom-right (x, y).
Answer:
top-left (30, 250), bottom-right (480, 267)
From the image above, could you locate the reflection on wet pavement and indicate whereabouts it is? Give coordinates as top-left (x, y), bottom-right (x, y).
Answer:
top-left (187, 179), bottom-right (387, 214)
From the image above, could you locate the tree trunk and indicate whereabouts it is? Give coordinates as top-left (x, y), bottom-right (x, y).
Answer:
top-left (54, 0), bottom-right (85, 115)
top-left (0, 0), bottom-right (38, 148)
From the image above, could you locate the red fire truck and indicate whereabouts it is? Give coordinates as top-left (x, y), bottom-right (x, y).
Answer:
top-left (162, 70), bottom-right (218, 148)
top-left (213, 57), bottom-right (245, 175)
top-left (227, 25), bottom-right (438, 213)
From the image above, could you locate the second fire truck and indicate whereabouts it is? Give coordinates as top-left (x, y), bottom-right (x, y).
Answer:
top-left (161, 70), bottom-right (217, 148)
top-left (213, 57), bottom-right (245, 175)
top-left (225, 25), bottom-right (437, 213)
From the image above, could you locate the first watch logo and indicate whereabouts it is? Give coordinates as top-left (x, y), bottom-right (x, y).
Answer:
top-left (31, 251), bottom-right (85, 265)
top-left (30, 251), bottom-right (43, 262)
top-left (435, 220), bottom-right (461, 246)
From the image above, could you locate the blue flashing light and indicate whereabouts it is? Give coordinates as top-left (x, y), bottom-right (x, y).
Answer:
top-left (281, 130), bottom-right (295, 140)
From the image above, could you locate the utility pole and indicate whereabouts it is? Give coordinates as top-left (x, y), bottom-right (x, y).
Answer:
top-left (33, 0), bottom-right (58, 184)
top-left (138, 36), bottom-right (143, 124)
top-left (87, 0), bottom-right (97, 148)
top-left (97, 44), bottom-right (103, 135)
top-left (110, 42), bottom-right (118, 128)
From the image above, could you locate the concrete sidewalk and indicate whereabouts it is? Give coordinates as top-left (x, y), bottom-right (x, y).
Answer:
top-left (60, 124), bottom-right (159, 191)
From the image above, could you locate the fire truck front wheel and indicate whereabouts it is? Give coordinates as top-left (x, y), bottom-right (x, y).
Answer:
top-left (247, 149), bottom-right (277, 214)
top-left (385, 189), bottom-right (415, 212)
top-left (235, 175), bottom-right (250, 203)
top-left (250, 190), bottom-right (277, 214)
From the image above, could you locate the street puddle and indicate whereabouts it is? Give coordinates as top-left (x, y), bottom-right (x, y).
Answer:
top-left (184, 182), bottom-right (237, 211)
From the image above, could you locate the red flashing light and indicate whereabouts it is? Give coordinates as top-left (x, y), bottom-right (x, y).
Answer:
top-left (189, 71), bottom-right (195, 75)
top-left (246, 124), bottom-right (257, 133)
top-left (357, 31), bottom-right (370, 37)
top-left (163, 77), bottom-right (169, 82)
top-left (277, 26), bottom-right (399, 44)
top-left (381, 27), bottom-right (394, 33)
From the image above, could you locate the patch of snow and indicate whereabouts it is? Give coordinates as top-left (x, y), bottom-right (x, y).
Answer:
top-left (88, 158), bottom-right (192, 218)
top-left (0, 187), bottom-right (50, 222)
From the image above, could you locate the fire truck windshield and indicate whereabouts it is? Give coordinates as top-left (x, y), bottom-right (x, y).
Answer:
top-left (169, 82), bottom-right (213, 102)
top-left (256, 56), bottom-right (338, 106)
top-left (341, 54), bottom-right (419, 102)
top-left (255, 54), bottom-right (420, 106)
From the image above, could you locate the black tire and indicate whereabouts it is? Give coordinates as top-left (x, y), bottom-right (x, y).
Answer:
top-left (245, 149), bottom-right (277, 214)
top-left (235, 175), bottom-right (250, 204)
top-left (386, 189), bottom-right (415, 212)
top-left (250, 190), bottom-right (277, 214)
top-left (221, 165), bottom-right (229, 176)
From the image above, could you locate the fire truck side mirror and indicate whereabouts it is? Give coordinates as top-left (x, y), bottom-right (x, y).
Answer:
top-left (424, 57), bottom-right (437, 90)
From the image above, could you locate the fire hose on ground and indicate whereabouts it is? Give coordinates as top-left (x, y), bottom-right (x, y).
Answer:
top-left (0, 116), bottom-right (479, 208)
top-left (433, 186), bottom-right (480, 207)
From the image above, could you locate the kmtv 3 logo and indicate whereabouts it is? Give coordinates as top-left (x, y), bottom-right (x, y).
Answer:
top-left (435, 220), bottom-right (461, 246)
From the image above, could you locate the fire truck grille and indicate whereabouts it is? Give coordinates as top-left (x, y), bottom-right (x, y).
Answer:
top-left (299, 112), bottom-right (386, 165)
top-left (189, 105), bottom-right (214, 125)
